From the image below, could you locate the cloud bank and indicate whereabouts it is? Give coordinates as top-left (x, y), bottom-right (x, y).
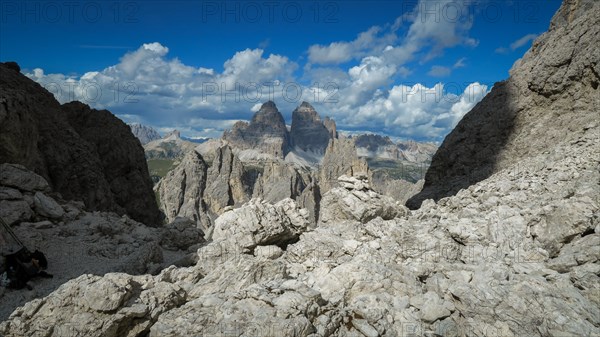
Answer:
top-left (26, 0), bottom-right (489, 141)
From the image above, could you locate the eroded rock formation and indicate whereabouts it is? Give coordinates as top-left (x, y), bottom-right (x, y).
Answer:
top-left (0, 64), bottom-right (161, 225)
top-left (407, 0), bottom-right (600, 208)
top-left (290, 102), bottom-right (332, 154)
top-left (223, 101), bottom-right (291, 158)
top-left (318, 137), bottom-right (371, 193)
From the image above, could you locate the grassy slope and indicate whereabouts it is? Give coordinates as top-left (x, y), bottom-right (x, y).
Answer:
top-left (366, 158), bottom-right (429, 183)
top-left (147, 158), bottom-right (178, 179)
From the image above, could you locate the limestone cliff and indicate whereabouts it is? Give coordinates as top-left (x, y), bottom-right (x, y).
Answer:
top-left (407, 0), bottom-right (600, 208)
top-left (223, 101), bottom-right (290, 158)
top-left (0, 64), bottom-right (161, 225)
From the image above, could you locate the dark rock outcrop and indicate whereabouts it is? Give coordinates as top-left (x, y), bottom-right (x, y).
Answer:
top-left (407, 0), bottom-right (600, 208)
top-left (0, 63), bottom-right (161, 225)
top-left (2, 62), bottom-right (20, 73)
top-left (290, 101), bottom-right (332, 154)
top-left (223, 101), bottom-right (290, 158)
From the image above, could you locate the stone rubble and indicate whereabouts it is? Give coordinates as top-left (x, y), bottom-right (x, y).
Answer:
top-left (1, 1), bottom-right (599, 336)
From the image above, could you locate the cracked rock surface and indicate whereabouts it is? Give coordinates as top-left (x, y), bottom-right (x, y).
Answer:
top-left (1, 1), bottom-right (599, 336)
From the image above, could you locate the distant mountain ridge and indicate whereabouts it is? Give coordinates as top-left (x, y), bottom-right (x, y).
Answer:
top-left (144, 129), bottom-right (198, 159)
top-left (353, 134), bottom-right (437, 163)
top-left (129, 123), bottom-right (162, 145)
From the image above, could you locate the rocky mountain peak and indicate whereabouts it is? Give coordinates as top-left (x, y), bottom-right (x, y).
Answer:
top-left (290, 102), bottom-right (332, 153)
top-left (2, 61), bottom-right (20, 73)
top-left (164, 130), bottom-right (181, 140)
top-left (323, 117), bottom-right (337, 139)
top-left (354, 134), bottom-right (394, 152)
top-left (296, 101), bottom-right (319, 117)
top-left (223, 102), bottom-right (290, 158)
top-left (129, 123), bottom-right (161, 145)
top-left (251, 101), bottom-right (286, 126)
top-left (318, 138), bottom-right (371, 193)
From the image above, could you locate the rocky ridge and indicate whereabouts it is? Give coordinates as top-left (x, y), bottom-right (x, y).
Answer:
top-left (0, 64), bottom-right (161, 225)
top-left (129, 123), bottom-right (162, 145)
top-left (223, 101), bottom-right (291, 159)
top-left (407, 0), bottom-right (600, 208)
top-left (160, 103), bottom-right (368, 230)
top-left (3, 127), bottom-right (598, 335)
top-left (1, 1), bottom-right (598, 336)
top-left (144, 130), bottom-right (198, 160)
top-left (158, 134), bottom-right (368, 231)
top-left (354, 134), bottom-right (437, 163)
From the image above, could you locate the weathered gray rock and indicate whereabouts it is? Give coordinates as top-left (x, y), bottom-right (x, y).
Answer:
top-left (290, 101), bottom-right (332, 154)
top-left (252, 161), bottom-right (310, 203)
top-left (223, 101), bottom-right (290, 158)
top-left (319, 175), bottom-right (409, 224)
top-left (129, 123), bottom-right (162, 145)
top-left (161, 218), bottom-right (206, 251)
top-left (372, 177), bottom-right (424, 205)
top-left (0, 199), bottom-right (33, 225)
top-left (204, 145), bottom-right (250, 216)
top-left (1, 2), bottom-right (599, 337)
top-left (0, 186), bottom-right (22, 200)
top-left (318, 138), bottom-right (371, 193)
top-left (212, 198), bottom-right (310, 252)
top-left (0, 65), bottom-right (161, 225)
top-left (158, 150), bottom-right (210, 230)
top-left (0, 164), bottom-right (49, 192)
top-left (408, 0), bottom-right (600, 208)
top-left (33, 191), bottom-right (64, 219)
top-left (254, 245), bottom-right (284, 260)
top-left (323, 117), bottom-right (337, 139)
top-left (144, 130), bottom-right (198, 159)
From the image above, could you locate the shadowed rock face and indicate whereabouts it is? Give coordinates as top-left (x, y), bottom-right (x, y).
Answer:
top-left (223, 101), bottom-right (290, 158)
top-left (407, 0), bottom-right (600, 209)
top-left (290, 102), bottom-right (332, 154)
top-left (0, 63), bottom-right (161, 225)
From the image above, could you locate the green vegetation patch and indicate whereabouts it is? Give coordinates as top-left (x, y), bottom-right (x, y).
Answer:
top-left (147, 158), bottom-right (178, 180)
top-left (366, 158), bottom-right (429, 183)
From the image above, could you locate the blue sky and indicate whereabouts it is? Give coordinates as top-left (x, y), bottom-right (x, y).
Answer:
top-left (1, 0), bottom-right (562, 141)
